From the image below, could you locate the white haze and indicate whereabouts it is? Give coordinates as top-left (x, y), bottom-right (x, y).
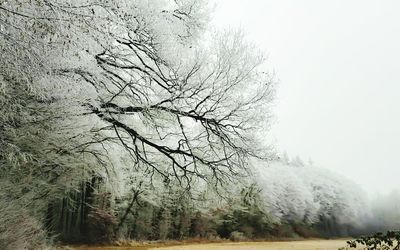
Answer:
top-left (212, 0), bottom-right (400, 195)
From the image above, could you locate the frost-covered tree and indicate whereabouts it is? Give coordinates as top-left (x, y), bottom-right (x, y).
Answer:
top-left (255, 161), bottom-right (318, 223)
top-left (2, 0), bottom-right (274, 184)
top-left (61, 4), bottom-right (273, 187)
top-left (1, 0), bottom-right (275, 246)
top-left (0, 1), bottom-right (103, 247)
top-left (254, 158), bottom-right (369, 236)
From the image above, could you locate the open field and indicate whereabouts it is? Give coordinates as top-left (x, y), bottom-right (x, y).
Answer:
top-left (72, 239), bottom-right (353, 250)
top-left (149, 240), bottom-right (351, 250)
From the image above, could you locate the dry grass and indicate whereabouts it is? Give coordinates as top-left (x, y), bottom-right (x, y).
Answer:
top-left (149, 240), bottom-right (351, 250)
top-left (69, 239), bottom-right (353, 250)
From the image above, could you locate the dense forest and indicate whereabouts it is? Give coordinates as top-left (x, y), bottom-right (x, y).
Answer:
top-left (0, 1), bottom-right (399, 249)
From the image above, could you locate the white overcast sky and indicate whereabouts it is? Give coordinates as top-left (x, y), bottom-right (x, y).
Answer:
top-left (211, 0), bottom-right (400, 194)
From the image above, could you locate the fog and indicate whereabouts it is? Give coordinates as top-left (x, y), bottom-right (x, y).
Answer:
top-left (212, 0), bottom-right (400, 195)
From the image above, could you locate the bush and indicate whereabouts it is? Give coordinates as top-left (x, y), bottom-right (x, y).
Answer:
top-left (229, 231), bottom-right (247, 242)
top-left (87, 207), bottom-right (117, 243)
top-left (344, 231), bottom-right (400, 250)
top-left (0, 203), bottom-right (48, 250)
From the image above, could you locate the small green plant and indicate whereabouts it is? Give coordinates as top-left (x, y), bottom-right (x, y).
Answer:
top-left (344, 231), bottom-right (400, 250)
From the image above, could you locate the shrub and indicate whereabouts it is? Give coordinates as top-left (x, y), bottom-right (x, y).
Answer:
top-left (87, 207), bottom-right (117, 243)
top-left (229, 231), bottom-right (247, 242)
top-left (345, 231), bottom-right (400, 250)
top-left (0, 203), bottom-right (48, 250)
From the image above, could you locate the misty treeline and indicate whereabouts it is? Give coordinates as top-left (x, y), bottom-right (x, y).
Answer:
top-left (256, 159), bottom-right (400, 238)
top-left (0, 0), bottom-right (398, 249)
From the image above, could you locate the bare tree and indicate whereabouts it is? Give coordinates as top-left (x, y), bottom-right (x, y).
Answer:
top-left (58, 2), bottom-right (275, 188)
top-left (84, 30), bottom-right (273, 187)
top-left (1, 0), bottom-right (274, 187)
top-left (0, 0), bottom-right (274, 245)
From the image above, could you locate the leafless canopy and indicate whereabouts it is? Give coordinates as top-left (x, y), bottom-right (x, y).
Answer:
top-left (1, 0), bottom-right (274, 189)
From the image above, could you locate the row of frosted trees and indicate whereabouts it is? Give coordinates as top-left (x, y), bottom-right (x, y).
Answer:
top-left (41, 158), bottom-right (370, 243)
